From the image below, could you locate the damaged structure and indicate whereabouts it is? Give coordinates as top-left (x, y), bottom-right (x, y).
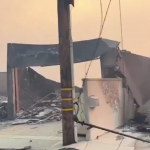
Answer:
top-left (100, 49), bottom-right (150, 107)
top-left (0, 68), bottom-right (80, 121)
top-left (100, 49), bottom-right (150, 128)
top-left (91, 51), bottom-right (150, 138)
top-left (6, 37), bottom-right (150, 128)
top-left (2, 37), bottom-right (150, 149)
top-left (7, 38), bottom-right (120, 120)
top-left (6, 37), bottom-right (150, 140)
top-left (76, 49), bottom-right (150, 140)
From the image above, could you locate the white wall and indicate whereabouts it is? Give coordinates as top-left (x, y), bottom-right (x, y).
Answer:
top-left (82, 78), bottom-right (135, 140)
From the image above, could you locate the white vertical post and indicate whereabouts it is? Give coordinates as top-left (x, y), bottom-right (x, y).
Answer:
top-left (69, 6), bottom-right (78, 142)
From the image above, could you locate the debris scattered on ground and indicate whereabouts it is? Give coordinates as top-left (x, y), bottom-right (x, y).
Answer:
top-left (12, 93), bottom-right (62, 125)
top-left (119, 101), bottom-right (150, 133)
top-left (120, 119), bottom-right (150, 134)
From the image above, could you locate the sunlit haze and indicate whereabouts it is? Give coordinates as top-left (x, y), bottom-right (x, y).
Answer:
top-left (0, 0), bottom-right (150, 86)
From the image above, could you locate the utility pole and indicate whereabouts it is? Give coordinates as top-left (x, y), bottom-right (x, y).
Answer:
top-left (57, 0), bottom-right (76, 146)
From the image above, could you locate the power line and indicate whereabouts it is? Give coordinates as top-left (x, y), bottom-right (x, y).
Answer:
top-left (83, 0), bottom-right (112, 80)
top-left (119, 0), bottom-right (124, 50)
top-left (84, 0), bottom-right (103, 77)
top-left (76, 0), bottom-right (112, 116)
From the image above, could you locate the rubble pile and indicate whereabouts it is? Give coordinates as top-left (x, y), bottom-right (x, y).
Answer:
top-left (13, 93), bottom-right (62, 125)
top-left (121, 118), bottom-right (150, 134)
top-left (119, 100), bottom-right (150, 133)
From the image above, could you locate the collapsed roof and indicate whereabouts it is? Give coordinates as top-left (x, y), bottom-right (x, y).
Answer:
top-left (100, 49), bottom-right (150, 106)
top-left (119, 51), bottom-right (150, 106)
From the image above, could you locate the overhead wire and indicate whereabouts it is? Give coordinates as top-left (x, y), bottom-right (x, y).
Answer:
top-left (83, 0), bottom-right (112, 81)
top-left (84, 0), bottom-right (103, 76)
top-left (76, 0), bottom-right (113, 118)
top-left (119, 0), bottom-right (124, 50)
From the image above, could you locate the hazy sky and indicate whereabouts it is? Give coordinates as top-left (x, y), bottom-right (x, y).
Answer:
top-left (0, 0), bottom-right (150, 86)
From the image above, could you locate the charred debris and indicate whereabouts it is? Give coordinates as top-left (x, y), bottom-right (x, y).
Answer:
top-left (100, 49), bottom-right (150, 132)
top-left (0, 67), bottom-right (80, 124)
top-left (0, 49), bottom-right (150, 133)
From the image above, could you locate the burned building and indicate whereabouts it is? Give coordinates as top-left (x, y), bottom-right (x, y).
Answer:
top-left (7, 38), bottom-right (120, 119)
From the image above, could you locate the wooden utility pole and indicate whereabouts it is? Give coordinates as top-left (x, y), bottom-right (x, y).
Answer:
top-left (57, 0), bottom-right (75, 146)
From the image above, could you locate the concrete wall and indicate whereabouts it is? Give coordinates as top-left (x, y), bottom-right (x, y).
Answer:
top-left (82, 78), bottom-right (135, 140)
